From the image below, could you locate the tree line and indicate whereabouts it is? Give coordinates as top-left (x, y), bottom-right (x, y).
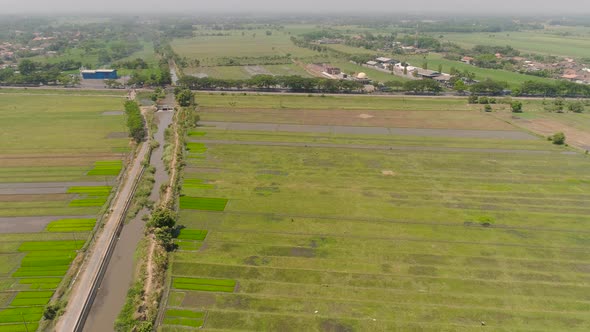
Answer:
top-left (124, 100), bottom-right (145, 143)
top-left (177, 75), bottom-right (366, 93)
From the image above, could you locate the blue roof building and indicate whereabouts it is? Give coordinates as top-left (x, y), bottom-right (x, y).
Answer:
top-left (81, 69), bottom-right (118, 80)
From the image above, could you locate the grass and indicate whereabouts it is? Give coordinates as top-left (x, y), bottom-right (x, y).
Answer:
top-left (161, 96), bottom-right (590, 331)
top-left (183, 179), bottom-right (214, 190)
top-left (441, 30), bottom-right (590, 58)
top-left (179, 197), bottom-right (228, 211)
top-left (45, 218), bottom-right (97, 232)
top-left (173, 277), bottom-right (236, 293)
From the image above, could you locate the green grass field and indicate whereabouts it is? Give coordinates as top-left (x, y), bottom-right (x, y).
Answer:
top-left (0, 91), bottom-right (132, 329)
top-left (160, 95), bottom-right (590, 331)
top-left (441, 30), bottom-right (590, 58)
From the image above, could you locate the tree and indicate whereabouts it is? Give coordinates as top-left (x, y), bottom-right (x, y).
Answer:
top-left (18, 59), bottom-right (36, 76)
top-left (568, 101), bottom-right (585, 113)
top-left (550, 132), bottom-right (566, 145)
top-left (454, 80), bottom-right (467, 94)
top-left (148, 208), bottom-right (176, 228)
top-left (175, 89), bottom-right (195, 107)
top-left (511, 100), bottom-right (523, 113)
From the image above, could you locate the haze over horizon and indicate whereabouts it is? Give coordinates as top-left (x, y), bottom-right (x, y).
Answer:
top-left (2, 0), bottom-right (590, 15)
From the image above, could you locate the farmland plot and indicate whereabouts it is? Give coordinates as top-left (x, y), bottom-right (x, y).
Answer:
top-left (159, 97), bottom-right (590, 331)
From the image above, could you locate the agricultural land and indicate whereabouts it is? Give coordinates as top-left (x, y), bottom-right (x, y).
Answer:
top-left (0, 89), bottom-right (130, 331)
top-left (157, 93), bottom-right (590, 331)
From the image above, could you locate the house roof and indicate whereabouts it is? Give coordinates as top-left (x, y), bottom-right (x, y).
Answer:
top-left (376, 57), bottom-right (392, 62)
top-left (366, 61), bottom-right (378, 66)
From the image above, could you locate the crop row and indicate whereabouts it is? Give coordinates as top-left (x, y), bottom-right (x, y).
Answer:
top-left (18, 241), bottom-right (85, 252)
top-left (66, 186), bottom-right (112, 195)
top-left (187, 131), bottom-right (207, 137)
top-left (179, 197), bottom-right (227, 211)
top-left (173, 277), bottom-right (236, 293)
top-left (9, 291), bottom-right (53, 307)
top-left (68, 197), bottom-right (108, 207)
top-left (87, 160), bottom-right (123, 176)
top-left (0, 306), bottom-right (44, 324)
top-left (186, 143), bottom-right (208, 153)
top-left (45, 218), bottom-right (96, 232)
top-left (177, 229), bottom-right (208, 241)
top-left (163, 308), bottom-right (206, 328)
top-left (183, 178), bottom-right (214, 190)
top-left (18, 278), bottom-right (62, 290)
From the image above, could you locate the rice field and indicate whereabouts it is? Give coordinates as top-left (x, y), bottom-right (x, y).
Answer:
top-left (179, 197), bottom-right (228, 211)
top-left (0, 91), bottom-right (131, 330)
top-left (159, 96), bottom-right (590, 331)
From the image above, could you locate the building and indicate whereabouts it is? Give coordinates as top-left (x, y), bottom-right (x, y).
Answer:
top-left (375, 57), bottom-right (394, 64)
top-left (461, 56), bottom-right (474, 65)
top-left (81, 69), bottom-right (118, 80)
top-left (366, 61), bottom-right (378, 66)
top-left (324, 66), bottom-right (341, 75)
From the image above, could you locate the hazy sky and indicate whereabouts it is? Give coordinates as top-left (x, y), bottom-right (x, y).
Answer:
top-left (2, 0), bottom-right (590, 14)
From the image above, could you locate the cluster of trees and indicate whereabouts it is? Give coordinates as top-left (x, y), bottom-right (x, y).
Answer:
top-left (0, 59), bottom-right (81, 85)
top-left (387, 79), bottom-right (442, 94)
top-left (113, 58), bottom-right (149, 70)
top-left (214, 55), bottom-right (291, 67)
top-left (174, 88), bottom-right (195, 107)
top-left (469, 79), bottom-right (509, 95)
top-left (124, 100), bottom-right (145, 142)
top-left (148, 208), bottom-right (177, 251)
top-left (97, 39), bottom-right (143, 65)
top-left (516, 80), bottom-right (590, 97)
top-left (542, 98), bottom-right (586, 113)
top-left (126, 58), bottom-right (171, 87)
top-left (177, 75), bottom-right (365, 93)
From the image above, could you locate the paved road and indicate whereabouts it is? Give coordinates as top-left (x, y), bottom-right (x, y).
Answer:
top-left (56, 141), bottom-right (149, 332)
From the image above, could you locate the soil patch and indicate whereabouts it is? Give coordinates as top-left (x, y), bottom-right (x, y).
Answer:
top-left (290, 247), bottom-right (315, 258)
top-left (244, 65), bottom-right (273, 76)
top-left (199, 121), bottom-right (535, 140)
top-left (0, 215), bottom-right (94, 233)
top-left (321, 319), bottom-right (354, 332)
top-left (358, 113), bottom-right (374, 119)
top-left (381, 170), bottom-right (396, 176)
top-left (508, 116), bottom-right (590, 151)
top-left (0, 181), bottom-right (106, 195)
top-left (182, 293), bottom-right (217, 307)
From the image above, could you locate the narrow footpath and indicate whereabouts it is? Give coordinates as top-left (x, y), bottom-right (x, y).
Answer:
top-left (82, 108), bottom-right (174, 331)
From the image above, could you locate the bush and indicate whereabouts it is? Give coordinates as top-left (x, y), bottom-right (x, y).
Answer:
top-left (568, 101), bottom-right (585, 113)
top-left (148, 208), bottom-right (176, 228)
top-left (468, 95), bottom-right (479, 104)
top-left (484, 104), bottom-right (492, 112)
top-left (550, 132), bottom-right (566, 145)
top-left (511, 101), bottom-right (523, 113)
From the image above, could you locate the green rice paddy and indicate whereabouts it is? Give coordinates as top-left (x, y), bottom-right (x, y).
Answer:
top-left (177, 229), bottom-right (208, 241)
top-left (67, 186), bottom-right (112, 207)
top-left (163, 309), bottom-right (206, 328)
top-left (185, 142), bottom-right (208, 153)
top-left (87, 160), bottom-right (123, 176)
top-left (45, 218), bottom-right (97, 232)
top-left (173, 277), bottom-right (236, 293)
top-left (179, 197), bottom-right (228, 211)
top-left (183, 179), bottom-right (214, 190)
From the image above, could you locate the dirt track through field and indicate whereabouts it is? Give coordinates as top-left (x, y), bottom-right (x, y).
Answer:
top-left (0, 215), bottom-right (96, 233)
top-left (191, 139), bottom-right (565, 155)
top-left (200, 121), bottom-right (536, 140)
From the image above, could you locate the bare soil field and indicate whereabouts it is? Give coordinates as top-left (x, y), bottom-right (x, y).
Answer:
top-left (505, 115), bottom-right (590, 151)
top-left (200, 121), bottom-right (535, 140)
top-left (0, 154), bottom-right (124, 167)
top-left (0, 181), bottom-right (106, 195)
top-left (199, 108), bottom-right (517, 131)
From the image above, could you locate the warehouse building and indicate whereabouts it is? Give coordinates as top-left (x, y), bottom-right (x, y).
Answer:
top-left (81, 69), bottom-right (118, 80)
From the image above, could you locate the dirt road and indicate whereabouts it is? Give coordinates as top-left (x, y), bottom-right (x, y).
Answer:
top-left (56, 140), bottom-right (150, 332)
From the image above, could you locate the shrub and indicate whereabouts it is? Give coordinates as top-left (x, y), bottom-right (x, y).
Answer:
top-left (550, 132), bottom-right (566, 145)
top-left (484, 104), bottom-right (492, 112)
top-left (468, 95), bottom-right (479, 104)
top-left (511, 101), bottom-right (523, 113)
